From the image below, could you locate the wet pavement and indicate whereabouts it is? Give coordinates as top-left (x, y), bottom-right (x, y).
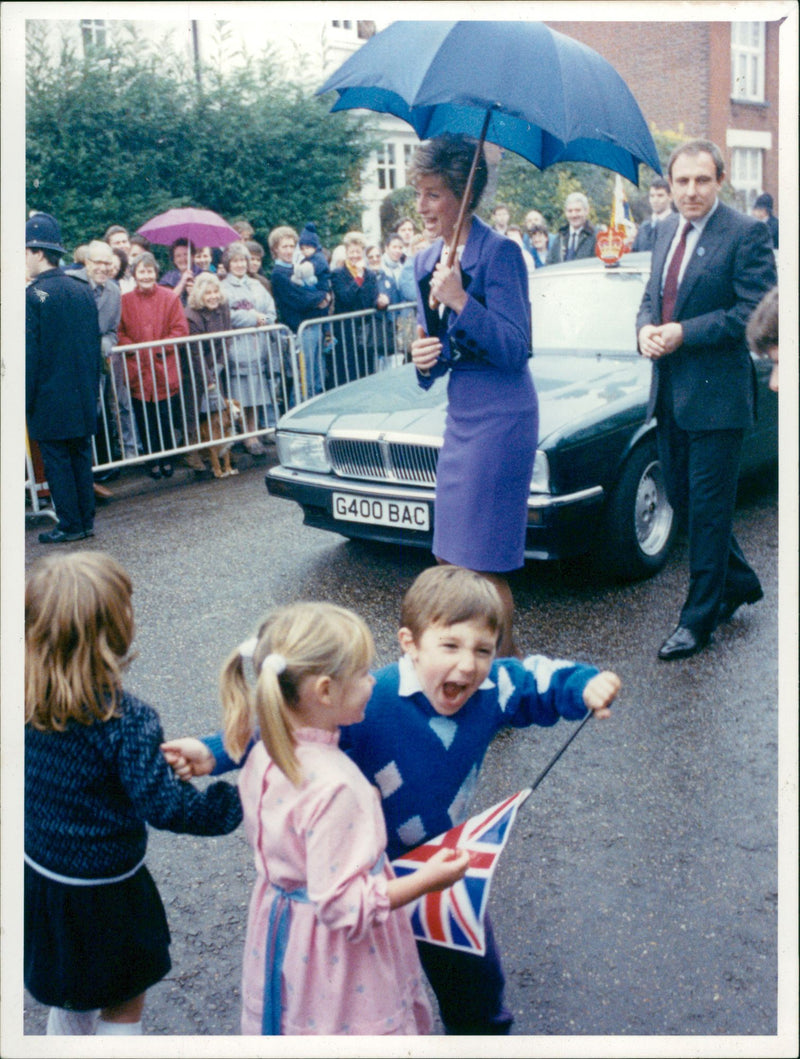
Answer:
top-left (16, 450), bottom-right (793, 1053)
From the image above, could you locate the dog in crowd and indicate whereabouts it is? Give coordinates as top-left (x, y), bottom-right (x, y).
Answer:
top-left (198, 398), bottom-right (242, 478)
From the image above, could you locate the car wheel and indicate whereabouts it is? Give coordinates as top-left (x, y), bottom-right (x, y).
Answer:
top-left (598, 438), bottom-right (675, 581)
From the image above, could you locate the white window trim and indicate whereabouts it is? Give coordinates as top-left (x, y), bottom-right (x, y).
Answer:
top-left (730, 21), bottom-right (766, 103)
top-left (726, 129), bottom-right (772, 150)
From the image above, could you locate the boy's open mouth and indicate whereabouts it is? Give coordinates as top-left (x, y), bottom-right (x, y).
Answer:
top-left (442, 682), bottom-right (468, 702)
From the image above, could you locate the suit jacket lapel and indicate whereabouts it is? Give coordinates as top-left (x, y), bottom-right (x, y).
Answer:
top-left (673, 203), bottom-right (726, 319)
top-left (650, 214), bottom-right (679, 318)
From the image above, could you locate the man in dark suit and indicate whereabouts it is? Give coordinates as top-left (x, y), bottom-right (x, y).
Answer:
top-left (26, 212), bottom-right (102, 543)
top-left (637, 139), bottom-right (777, 660)
top-left (546, 192), bottom-right (596, 263)
top-left (632, 177), bottom-right (673, 252)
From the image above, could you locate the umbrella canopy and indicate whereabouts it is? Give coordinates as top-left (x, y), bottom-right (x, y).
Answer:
top-left (318, 21), bottom-right (661, 183)
top-left (137, 208), bottom-right (242, 249)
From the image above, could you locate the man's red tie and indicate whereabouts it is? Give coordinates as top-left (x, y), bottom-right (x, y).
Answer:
top-left (661, 221), bottom-right (693, 323)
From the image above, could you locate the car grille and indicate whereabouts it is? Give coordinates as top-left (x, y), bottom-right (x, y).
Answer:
top-left (327, 437), bottom-right (440, 485)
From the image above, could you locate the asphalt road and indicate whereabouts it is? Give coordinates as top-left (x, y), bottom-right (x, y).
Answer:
top-left (18, 452), bottom-right (791, 1052)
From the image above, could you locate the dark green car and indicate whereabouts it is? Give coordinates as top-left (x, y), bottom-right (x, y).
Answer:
top-left (266, 253), bottom-right (778, 580)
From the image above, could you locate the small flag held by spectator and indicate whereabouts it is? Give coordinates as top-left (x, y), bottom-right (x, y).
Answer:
top-left (611, 174), bottom-right (636, 243)
top-left (392, 788), bottom-right (531, 955)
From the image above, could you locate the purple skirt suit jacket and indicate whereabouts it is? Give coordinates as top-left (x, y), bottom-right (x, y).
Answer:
top-left (414, 216), bottom-right (538, 572)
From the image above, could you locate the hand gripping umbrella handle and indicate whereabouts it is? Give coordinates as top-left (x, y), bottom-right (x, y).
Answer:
top-left (429, 109), bottom-right (493, 311)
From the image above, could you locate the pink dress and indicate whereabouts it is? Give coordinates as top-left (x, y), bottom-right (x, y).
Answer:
top-left (239, 728), bottom-right (433, 1036)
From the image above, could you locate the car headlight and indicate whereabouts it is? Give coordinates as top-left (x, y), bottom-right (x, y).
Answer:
top-left (529, 450), bottom-right (550, 494)
top-left (276, 432), bottom-right (331, 473)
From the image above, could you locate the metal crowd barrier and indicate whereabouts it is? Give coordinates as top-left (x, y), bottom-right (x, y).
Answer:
top-left (296, 300), bottom-right (416, 397)
top-left (25, 302), bottom-right (417, 517)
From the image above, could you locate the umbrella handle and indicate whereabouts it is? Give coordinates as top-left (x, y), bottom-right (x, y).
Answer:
top-left (429, 109), bottom-right (492, 311)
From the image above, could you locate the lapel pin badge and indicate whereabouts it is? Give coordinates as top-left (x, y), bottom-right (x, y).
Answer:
top-left (696, 247), bottom-right (706, 257)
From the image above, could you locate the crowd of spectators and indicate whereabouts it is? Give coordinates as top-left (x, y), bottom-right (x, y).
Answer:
top-left (28, 185), bottom-right (688, 492)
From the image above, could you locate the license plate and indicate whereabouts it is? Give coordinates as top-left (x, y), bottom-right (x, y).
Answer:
top-left (332, 493), bottom-right (430, 531)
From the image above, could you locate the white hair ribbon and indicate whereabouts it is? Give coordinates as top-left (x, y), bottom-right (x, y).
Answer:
top-left (238, 637), bottom-right (258, 660)
top-left (262, 653), bottom-right (287, 675)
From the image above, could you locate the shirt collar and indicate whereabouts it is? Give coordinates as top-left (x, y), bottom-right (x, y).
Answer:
top-left (684, 196), bottom-right (719, 236)
top-left (397, 653), bottom-right (496, 698)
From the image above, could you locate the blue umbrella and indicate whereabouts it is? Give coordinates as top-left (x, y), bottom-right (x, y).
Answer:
top-left (318, 20), bottom-right (661, 184)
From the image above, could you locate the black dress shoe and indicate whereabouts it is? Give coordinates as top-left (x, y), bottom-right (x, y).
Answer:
top-left (658, 625), bottom-right (708, 661)
top-left (147, 465), bottom-right (162, 479)
top-left (717, 585), bottom-right (764, 624)
top-left (38, 528), bottom-right (84, 544)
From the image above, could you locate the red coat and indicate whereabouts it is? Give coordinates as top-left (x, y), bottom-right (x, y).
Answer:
top-left (119, 286), bottom-right (189, 402)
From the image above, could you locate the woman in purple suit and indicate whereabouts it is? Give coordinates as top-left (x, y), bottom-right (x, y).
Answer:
top-left (409, 135), bottom-right (537, 655)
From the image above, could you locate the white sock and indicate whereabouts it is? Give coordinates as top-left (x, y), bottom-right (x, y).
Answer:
top-left (95, 1018), bottom-right (143, 1035)
top-left (46, 1006), bottom-right (99, 1034)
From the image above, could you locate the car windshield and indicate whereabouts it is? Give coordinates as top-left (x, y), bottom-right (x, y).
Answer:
top-left (531, 269), bottom-right (647, 356)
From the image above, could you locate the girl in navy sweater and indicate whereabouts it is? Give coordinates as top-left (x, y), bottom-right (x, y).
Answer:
top-left (24, 551), bottom-right (242, 1035)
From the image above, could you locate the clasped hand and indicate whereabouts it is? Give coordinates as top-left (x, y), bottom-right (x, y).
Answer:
top-left (638, 322), bottom-right (684, 360)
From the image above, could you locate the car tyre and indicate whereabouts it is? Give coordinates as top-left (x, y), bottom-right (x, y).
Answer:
top-left (597, 437), bottom-right (675, 581)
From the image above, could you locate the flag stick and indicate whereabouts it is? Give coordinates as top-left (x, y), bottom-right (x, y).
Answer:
top-left (529, 710), bottom-right (594, 793)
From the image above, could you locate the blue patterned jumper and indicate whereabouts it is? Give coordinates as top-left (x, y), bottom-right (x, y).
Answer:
top-left (25, 691), bottom-right (242, 879)
top-left (339, 654), bottom-right (596, 860)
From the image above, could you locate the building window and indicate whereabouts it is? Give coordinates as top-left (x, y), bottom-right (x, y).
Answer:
top-left (376, 143), bottom-right (397, 191)
top-left (403, 143), bottom-right (416, 178)
top-left (80, 19), bottom-right (107, 53)
top-left (331, 20), bottom-right (353, 31)
top-left (731, 21), bottom-right (765, 102)
top-left (729, 146), bottom-right (763, 210)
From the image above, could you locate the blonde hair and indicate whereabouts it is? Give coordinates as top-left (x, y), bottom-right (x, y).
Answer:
top-left (268, 226), bottom-right (298, 256)
top-left (400, 566), bottom-right (504, 644)
top-left (188, 271), bottom-right (226, 310)
top-left (25, 552), bottom-right (136, 731)
top-left (220, 602), bottom-right (374, 786)
top-left (342, 231), bottom-right (367, 249)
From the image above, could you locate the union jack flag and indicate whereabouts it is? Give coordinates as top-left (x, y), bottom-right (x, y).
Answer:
top-left (391, 788), bottom-right (532, 955)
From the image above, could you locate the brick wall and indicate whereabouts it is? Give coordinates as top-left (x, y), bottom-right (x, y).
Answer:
top-left (546, 20), bottom-right (780, 211)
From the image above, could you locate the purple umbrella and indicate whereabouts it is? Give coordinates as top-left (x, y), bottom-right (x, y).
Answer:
top-left (137, 208), bottom-right (241, 251)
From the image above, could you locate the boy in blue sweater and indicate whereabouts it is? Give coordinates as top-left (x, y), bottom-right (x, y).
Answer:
top-left (163, 566), bottom-right (619, 1035)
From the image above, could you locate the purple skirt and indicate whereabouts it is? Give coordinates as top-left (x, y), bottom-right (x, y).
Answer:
top-left (432, 403), bottom-right (537, 572)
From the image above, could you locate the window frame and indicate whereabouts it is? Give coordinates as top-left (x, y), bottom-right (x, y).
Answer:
top-left (730, 21), bottom-right (766, 103)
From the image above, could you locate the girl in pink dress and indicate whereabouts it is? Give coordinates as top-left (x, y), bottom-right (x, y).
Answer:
top-left (221, 602), bottom-right (469, 1036)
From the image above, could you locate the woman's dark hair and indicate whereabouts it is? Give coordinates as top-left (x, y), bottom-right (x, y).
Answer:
top-left (408, 134), bottom-right (488, 213)
top-left (169, 237), bottom-right (190, 262)
top-left (111, 247), bottom-right (128, 281)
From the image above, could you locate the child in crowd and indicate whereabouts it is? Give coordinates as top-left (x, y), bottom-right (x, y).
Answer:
top-left (296, 222), bottom-right (331, 294)
top-left (163, 566), bottom-right (620, 1036)
top-left (24, 552), bottom-right (242, 1036)
top-left (218, 601), bottom-right (468, 1034)
top-left (290, 258), bottom-right (317, 288)
top-left (269, 225), bottom-right (332, 399)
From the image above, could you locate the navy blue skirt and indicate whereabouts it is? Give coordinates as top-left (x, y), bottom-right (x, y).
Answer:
top-left (25, 861), bottom-right (171, 1011)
